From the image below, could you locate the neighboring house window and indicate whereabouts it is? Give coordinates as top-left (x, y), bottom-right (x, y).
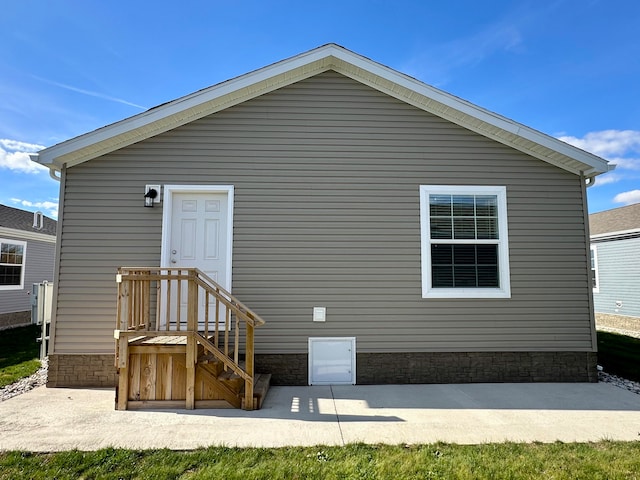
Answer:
top-left (590, 246), bottom-right (599, 293)
top-left (419, 186), bottom-right (511, 298)
top-left (0, 239), bottom-right (26, 290)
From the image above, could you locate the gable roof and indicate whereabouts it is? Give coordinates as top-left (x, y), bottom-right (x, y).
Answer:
top-left (590, 203), bottom-right (640, 237)
top-left (0, 204), bottom-right (57, 237)
top-left (31, 44), bottom-right (612, 179)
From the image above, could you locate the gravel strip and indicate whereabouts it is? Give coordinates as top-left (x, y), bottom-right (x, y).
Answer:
top-left (0, 357), bottom-right (48, 402)
top-left (598, 370), bottom-right (640, 395)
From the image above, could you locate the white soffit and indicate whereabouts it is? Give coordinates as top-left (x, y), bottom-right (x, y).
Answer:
top-left (32, 44), bottom-right (611, 177)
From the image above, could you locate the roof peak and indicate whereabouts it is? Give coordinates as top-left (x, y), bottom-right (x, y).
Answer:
top-left (31, 44), bottom-right (611, 179)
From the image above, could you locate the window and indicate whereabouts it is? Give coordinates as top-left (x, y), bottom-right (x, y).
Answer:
top-left (590, 246), bottom-right (599, 293)
top-left (419, 186), bottom-right (511, 298)
top-left (0, 239), bottom-right (26, 290)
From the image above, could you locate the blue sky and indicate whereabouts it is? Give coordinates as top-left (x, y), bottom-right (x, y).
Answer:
top-left (1, 0), bottom-right (639, 219)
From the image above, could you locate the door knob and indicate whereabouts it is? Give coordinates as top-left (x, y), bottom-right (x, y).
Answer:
top-left (171, 258), bottom-right (177, 264)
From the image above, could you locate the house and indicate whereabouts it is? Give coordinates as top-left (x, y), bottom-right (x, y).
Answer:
top-left (31, 44), bottom-right (611, 398)
top-left (0, 205), bottom-right (56, 329)
top-left (589, 203), bottom-right (640, 332)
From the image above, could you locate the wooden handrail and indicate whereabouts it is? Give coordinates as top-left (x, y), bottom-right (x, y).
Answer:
top-left (114, 267), bottom-right (265, 410)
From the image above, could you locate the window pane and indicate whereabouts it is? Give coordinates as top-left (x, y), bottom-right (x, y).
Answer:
top-left (475, 195), bottom-right (497, 216)
top-left (430, 217), bottom-right (452, 239)
top-left (453, 245), bottom-right (476, 264)
top-left (432, 266), bottom-right (454, 287)
top-left (0, 243), bottom-right (25, 265)
top-left (477, 266), bottom-right (499, 287)
top-left (452, 195), bottom-right (475, 216)
top-left (453, 266), bottom-right (477, 287)
top-left (0, 266), bottom-right (21, 286)
top-left (432, 244), bottom-right (499, 288)
top-left (431, 244), bottom-right (452, 265)
top-left (476, 245), bottom-right (498, 264)
top-left (453, 217), bottom-right (475, 239)
top-left (476, 217), bottom-right (498, 239)
top-left (429, 195), bottom-right (452, 216)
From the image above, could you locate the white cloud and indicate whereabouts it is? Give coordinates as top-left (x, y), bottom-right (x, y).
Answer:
top-left (0, 139), bottom-right (47, 174)
top-left (11, 198), bottom-right (58, 219)
top-left (608, 157), bottom-right (640, 170)
top-left (557, 130), bottom-right (640, 189)
top-left (558, 130), bottom-right (640, 158)
top-left (592, 172), bottom-right (625, 186)
top-left (613, 190), bottom-right (640, 206)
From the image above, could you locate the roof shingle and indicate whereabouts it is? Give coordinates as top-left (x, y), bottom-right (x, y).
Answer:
top-left (0, 204), bottom-right (57, 236)
top-left (589, 203), bottom-right (640, 236)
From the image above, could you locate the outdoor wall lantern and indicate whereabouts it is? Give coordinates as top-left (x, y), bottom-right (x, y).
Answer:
top-left (144, 185), bottom-right (161, 207)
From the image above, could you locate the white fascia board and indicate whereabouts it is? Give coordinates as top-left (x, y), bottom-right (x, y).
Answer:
top-left (328, 48), bottom-right (610, 176)
top-left (590, 228), bottom-right (640, 241)
top-left (34, 46), bottom-right (341, 170)
top-left (0, 227), bottom-right (56, 243)
top-left (33, 43), bottom-right (610, 177)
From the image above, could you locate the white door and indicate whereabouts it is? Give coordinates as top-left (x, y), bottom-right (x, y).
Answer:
top-left (161, 187), bottom-right (233, 329)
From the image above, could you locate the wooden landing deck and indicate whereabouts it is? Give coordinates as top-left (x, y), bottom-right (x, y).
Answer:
top-left (118, 337), bottom-right (271, 410)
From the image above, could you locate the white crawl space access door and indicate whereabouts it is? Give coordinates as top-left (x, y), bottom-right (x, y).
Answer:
top-left (308, 337), bottom-right (356, 385)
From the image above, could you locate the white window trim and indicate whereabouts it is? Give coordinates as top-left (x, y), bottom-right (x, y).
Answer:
top-left (590, 245), bottom-right (599, 293)
top-left (419, 185), bottom-right (511, 299)
top-left (0, 238), bottom-right (27, 291)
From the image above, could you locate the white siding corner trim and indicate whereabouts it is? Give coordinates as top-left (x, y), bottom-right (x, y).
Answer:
top-left (419, 185), bottom-right (511, 299)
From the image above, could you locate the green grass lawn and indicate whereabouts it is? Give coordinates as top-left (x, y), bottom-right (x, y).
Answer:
top-left (0, 324), bottom-right (41, 388)
top-left (1, 442), bottom-right (639, 479)
top-left (597, 330), bottom-right (640, 382)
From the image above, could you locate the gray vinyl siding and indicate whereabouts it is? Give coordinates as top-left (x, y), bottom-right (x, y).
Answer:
top-left (0, 234), bottom-right (55, 315)
top-left (53, 71), bottom-right (594, 354)
top-left (592, 237), bottom-right (640, 318)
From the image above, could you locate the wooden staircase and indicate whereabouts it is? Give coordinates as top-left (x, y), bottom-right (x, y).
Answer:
top-left (114, 268), bottom-right (269, 411)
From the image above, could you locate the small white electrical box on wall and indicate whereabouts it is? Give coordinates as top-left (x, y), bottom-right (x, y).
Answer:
top-left (312, 306), bottom-right (326, 322)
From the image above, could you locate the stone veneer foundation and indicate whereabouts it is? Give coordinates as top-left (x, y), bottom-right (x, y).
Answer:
top-left (47, 351), bottom-right (598, 388)
top-left (47, 354), bottom-right (117, 388)
top-left (0, 311), bottom-right (31, 330)
top-left (257, 351), bottom-right (598, 385)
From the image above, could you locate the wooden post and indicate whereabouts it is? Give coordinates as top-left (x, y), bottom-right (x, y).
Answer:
top-left (234, 316), bottom-right (240, 365)
top-left (186, 334), bottom-right (196, 409)
top-left (187, 270), bottom-right (198, 332)
top-left (244, 323), bottom-right (255, 411)
top-left (214, 295), bottom-right (220, 347)
top-left (204, 291), bottom-right (210, 338)
top-left (143, 272), bottom-right (151, 329)
top-left (176, 273), bottom-right (182, 331)
top-left (165, 276), bottom-right (172, 331)
top-left (116, 336), bottom-right (129, 410)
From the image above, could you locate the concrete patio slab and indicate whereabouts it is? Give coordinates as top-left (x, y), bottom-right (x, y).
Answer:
top-left (0, 382), bottom-right (638, 451)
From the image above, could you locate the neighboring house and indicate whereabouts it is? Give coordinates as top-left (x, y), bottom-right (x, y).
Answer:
top-left (0, 205), bottom-right (56, 329)
top-left (31, 44), bottom-right (611, 389)
top-left (589, 203), bottom-right (640, 330)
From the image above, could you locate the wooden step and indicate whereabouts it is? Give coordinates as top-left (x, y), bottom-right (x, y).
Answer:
top-left (218, 370), bottom-right (244, 391)
top-left (252, 373), bottom-right (272, 410)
